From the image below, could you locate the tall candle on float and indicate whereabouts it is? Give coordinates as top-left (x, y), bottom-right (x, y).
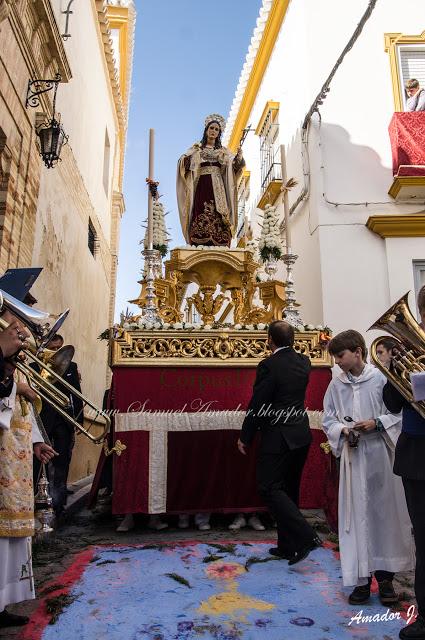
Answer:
top-left (147, 128), bottom-right (154, 250)
top-left (280, 144), bottom-right (291, 254)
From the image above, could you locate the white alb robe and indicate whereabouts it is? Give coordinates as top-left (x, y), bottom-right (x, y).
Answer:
top-left (322, 364), bottom-right (414, 586)
top-left (0, 383), bottom-right (42, 611)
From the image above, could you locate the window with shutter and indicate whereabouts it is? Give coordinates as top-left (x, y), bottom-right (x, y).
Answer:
top-left (385, 32), bottom-right (425, 111)
top-left (258, 109), bottom-right (280, 191)
top-left (413, 260), bottom-right (425, 321)
top-left (398, 46), bottom-right (425, 108)
top-left (254, 102), bottom-right (282, 208)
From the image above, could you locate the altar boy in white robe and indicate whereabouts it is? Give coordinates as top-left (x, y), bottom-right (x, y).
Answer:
top-left (323, 330), bottom-right (414, 606)
top-left (0, 361), bottom-right (57, 628)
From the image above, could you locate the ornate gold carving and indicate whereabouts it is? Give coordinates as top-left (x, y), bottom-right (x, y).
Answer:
top-left (103, 439), bottom-right (127, 457)
top-left (259, 280), bottom-right (287, 321)
top-left (187, 287), bottom-right (229, 325)
top-left (129, 248), bottom-right (289, 328)
top-left (110, 329), bottom-right (332, 368)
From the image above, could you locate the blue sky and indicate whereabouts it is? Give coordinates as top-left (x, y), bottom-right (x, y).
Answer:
top-left (115, 0), bottom-right (263, 319)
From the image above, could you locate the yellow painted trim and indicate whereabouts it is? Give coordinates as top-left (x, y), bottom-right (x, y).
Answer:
top-left (107, 6), bottom-right (129, 104)
top-left (388, 176), bottom-right (425, 199)
top-left (367, 214), bottom-right (425, 237)
top-left (107, 5), bottom-right (130, 190)
top-left (255, 101), bottom-right (280, 135)
top-left (228, 0), bottom-right (290, 151)
top-left (384, 31), bottom-right (425, 112)
top-left (237, 168), bottom-right (251, 188)
top-left (257, 179), bottom-right (282, 209)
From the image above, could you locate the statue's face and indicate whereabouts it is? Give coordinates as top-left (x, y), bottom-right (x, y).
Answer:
top-left (207, 122), bottom-right (220, 140)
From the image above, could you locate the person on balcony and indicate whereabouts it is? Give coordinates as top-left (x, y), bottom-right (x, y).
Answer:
top-left (405, 79), bottom-right (425, 112)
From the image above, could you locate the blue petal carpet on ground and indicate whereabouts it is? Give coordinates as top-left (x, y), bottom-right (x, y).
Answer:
top-left (40, 542), bottom-right (407, 639)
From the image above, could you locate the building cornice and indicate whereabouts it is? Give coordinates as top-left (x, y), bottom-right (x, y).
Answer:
top-left (388, 176), bottom-right (425, 200)
top-left (106, 1), bottom-right (136, 187)
top-left (8, 0), bottom-right (72, 83)
top-left (224, 0), bottom-right (290, 151)
top-left (95, 0), bottom-right (125, 132)
top-left (112, 190), bottom-right (126, 217)
top-left (255, 100), bottom-right (279, 135)
top-left (366, 214), bottom-right (425, 238)
top-left (106, 2), bottom-right (135, 125)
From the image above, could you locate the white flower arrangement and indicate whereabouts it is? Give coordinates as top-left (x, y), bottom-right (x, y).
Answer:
top-left (143, 200), bottom-right (169, 257)
top-left (258, 204), bottom-right (285, 263)
top-left (119, 320), bottom-right (330, 333)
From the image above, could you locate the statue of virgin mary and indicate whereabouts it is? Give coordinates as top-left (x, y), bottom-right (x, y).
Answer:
top-left (176, 114), bottom-right (245, 247)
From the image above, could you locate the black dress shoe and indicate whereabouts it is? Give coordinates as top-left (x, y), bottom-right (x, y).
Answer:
top-left (378, 579), bottom-right (398, 605)
top-left (348, 584), bottom-right (371, 605)
top-left (0, 610), bottom-right (30, 627)
top-left (287, 537), bottom-right (321, 566)
top-left (399, 615), bottom-right (425, 640)
top-left (268, 547), bottom-right (290, 559)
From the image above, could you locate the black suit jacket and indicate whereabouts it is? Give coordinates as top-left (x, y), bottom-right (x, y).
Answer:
top-left (383, 380), bottom-right (425, 481)
top-left (31, 360), bottom-right (84, 431)
top-left (241, 347), bottom-right (312, 450)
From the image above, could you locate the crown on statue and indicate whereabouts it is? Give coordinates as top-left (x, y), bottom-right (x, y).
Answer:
top-left (204, 113), bottom-right (226, 132)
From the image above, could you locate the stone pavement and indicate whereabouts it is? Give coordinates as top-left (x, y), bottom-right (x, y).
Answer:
top-left (0, 506), bottom-right (415, 639)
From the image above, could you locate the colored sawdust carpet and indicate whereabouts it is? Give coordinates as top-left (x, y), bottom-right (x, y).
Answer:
top-left (24, 542), bottom-right (410, 640)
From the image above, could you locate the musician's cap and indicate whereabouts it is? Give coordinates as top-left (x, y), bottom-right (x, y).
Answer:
top-left (0, 267), bottom-right (42, 302)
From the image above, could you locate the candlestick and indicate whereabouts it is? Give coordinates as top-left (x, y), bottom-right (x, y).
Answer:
top-left (280, 144), bottom-right (291, 251)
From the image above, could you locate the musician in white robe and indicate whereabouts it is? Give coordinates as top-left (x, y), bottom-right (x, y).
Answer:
top-left (323, 330), bottom-right (414, 605)
top-left (0, 372), bottom-right (56, 628)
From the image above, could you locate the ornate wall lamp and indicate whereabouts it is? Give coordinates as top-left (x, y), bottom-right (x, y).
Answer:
top-left (25, 73), bottom-right (68, 169)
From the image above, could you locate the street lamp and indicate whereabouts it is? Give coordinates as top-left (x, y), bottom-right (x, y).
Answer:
top-left (25, 73), bottom-right (68, 169)
top-left (36, 118), bottom-right (68, 169)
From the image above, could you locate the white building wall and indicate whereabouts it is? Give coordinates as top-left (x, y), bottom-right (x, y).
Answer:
top-left (238, 0), bottom-right (425, 342)
top-left (31, 0), bottom-right (121, 404)
top-left (50, 0), bottom-right (119, 238)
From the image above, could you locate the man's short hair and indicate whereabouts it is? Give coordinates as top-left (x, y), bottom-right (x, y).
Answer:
top-left (418, 285), bottom-right (425, 313)
top-left (376, 337), bottom-right (398, 352)
top-left (268, 320), bottom-right (294, 347)
top-left (49, 333), bottom-right (64, 345)
top-left (328, 330), bottom-right (367, 359)
top-left (405, 78), bottom-right (420, 90)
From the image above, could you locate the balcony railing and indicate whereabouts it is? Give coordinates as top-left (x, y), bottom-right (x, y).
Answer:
top-left (257, 147), bottom-right (282, 209)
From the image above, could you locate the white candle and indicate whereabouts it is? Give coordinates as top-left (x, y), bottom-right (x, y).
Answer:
top-left (147, 128), bottom-right (154, 250)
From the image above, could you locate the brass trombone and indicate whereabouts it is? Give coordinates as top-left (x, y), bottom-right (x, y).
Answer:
top-left (0, 289), bottom-right (113, 446)
top-left (369, 291), bottom-right (425, 420)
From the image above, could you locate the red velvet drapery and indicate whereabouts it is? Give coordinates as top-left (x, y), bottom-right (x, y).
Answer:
top-left (389, 112), bottom-right (425, 176)
top-left (109, 366), bottom-right (337, 521)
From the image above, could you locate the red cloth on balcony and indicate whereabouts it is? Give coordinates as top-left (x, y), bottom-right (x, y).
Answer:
top-left (108, 366), bottom-right (337, 522)
top-left (389, 112), bottom-right (425, 176)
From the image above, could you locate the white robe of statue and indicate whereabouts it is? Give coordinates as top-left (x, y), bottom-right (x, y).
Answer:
top-left (0, 383), bottom-right (42, 611)
top-left (322, 364), bottom-right (414, 587)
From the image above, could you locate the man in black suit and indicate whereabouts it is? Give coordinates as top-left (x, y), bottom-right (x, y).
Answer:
top-left (238, 320), bottom-right (320, 565)
top-left (383, 286), bottom-right (425, 640)
top-left (36, 334), bottom-right (83, 514)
